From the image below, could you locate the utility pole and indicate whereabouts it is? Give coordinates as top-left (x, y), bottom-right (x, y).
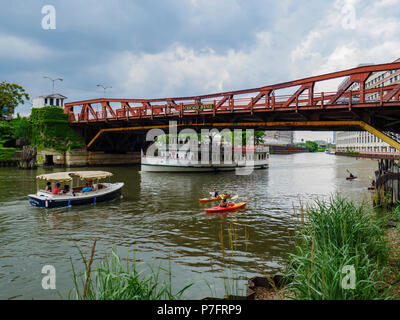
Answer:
top-left (43, 76), bottom-right (63, 94)
top-left (97, 84), bottom-right (112, 97)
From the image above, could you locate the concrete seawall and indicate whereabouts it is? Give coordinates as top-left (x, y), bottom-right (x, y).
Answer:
top-left (37, 149), bottom-right (141, 167)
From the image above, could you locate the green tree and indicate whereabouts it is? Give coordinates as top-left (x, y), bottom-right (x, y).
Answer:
top-left (0, 82), bottom-right (30, 117)
top-left (305, 140), bottom-right (318, 152)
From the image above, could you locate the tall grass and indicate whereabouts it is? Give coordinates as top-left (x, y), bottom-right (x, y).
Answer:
top-left (69, 242), bottom-right (192, 300)
top-left (286, 195), bottom-right (391, 300)
top-left (394, 204), bottom-right (400, 231)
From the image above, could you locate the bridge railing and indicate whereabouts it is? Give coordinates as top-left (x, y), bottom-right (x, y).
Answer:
top-left (65, 87), bottom-right (400, 122)
top-left (64, 62), bottom-right (400, 123)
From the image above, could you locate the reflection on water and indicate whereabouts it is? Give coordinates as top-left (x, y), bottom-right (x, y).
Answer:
top-left (0, 153), bottom-right (378, 299)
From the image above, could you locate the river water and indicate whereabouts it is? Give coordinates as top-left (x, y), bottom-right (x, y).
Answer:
top-left (0, 153), bottom-right (379, 300)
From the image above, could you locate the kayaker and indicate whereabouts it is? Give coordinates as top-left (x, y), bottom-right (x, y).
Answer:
top-left (349, 172), bottom-right (354, 178)
top-left (211, 188), bottom-right (218, 198)
top-left (219, 197), bottom-right (228, 208)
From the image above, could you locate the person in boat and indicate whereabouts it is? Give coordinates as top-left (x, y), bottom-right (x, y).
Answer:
top-left (211, 188), bottom-right (218, 198)
top-left (45, 182), bottom-right (52, 192)
top-left (82, 183), bottom-right (93, 193)
top-left (219, 197), bottom-right (229, 208)
top-left (53, 183), bottom-right (61, 195)
top-left (61, 185), bottom-right (70, 194)
top-left (349, 172), bottom-right (354, 178)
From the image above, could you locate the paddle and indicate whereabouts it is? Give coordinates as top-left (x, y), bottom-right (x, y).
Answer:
top-left (209, 192), bottom-right (232, 198)
top-left (230, 195), bottom-right (238, 200)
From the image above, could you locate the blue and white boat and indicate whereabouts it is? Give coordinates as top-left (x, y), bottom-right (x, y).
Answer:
top-left (28, 171), bottom-right (124, 208)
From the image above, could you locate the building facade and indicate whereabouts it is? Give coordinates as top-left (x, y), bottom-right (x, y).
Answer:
top-left (32, 93), bottom-right (67, 108)
top-left (263, 131), bottom-right (294, 145)
top-left (336, 58), bottom-right (400, 155)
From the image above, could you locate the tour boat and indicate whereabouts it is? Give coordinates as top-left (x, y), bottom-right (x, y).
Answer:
top-left (141, 140), bottom-right (269, 173)
top-left (28, 171), bottom-right (124, 208)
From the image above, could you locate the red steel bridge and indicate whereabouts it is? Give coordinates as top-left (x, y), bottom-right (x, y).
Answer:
top-left (64, 61), bottom-right (400, 152)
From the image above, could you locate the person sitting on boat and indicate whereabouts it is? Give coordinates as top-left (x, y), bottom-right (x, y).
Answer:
top-left (61, 185), bottom-right (70, 194)
top-left (53, 183), bottom-right (61, 195)
top-left (349, 172), bottom-right (354, 178)
top-left (219, 197), bottom-right (228, 208)
top-left (82, 183), bottom-right (93, 193)
top-left (45, 182), bottom-right (52, 192)
top-left (211, 188), bottom-right (218, 198)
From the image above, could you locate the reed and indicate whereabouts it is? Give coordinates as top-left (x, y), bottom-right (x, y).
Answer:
top-left (69, 243), bottom-right (192, 300)
top-left (285, 195), bottom-right (392, 300)
top-left (394, 204), bottom-right (400, 231)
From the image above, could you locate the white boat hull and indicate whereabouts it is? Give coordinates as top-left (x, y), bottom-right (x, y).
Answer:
top-left (141, 159), bottom-right (268, 173)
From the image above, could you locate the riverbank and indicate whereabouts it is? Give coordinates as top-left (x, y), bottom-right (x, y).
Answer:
top-left (261, 196), bottom-right (400, 300)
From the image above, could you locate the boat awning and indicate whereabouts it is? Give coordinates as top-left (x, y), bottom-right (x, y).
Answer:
top-left (36, 171), bottom-right (113, 182)
top-left (73, 171), bottom-right (113, 180)
top-left (36, 172), bottom-right (73, 182)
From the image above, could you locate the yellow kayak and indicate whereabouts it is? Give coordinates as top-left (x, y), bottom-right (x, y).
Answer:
top-left (199, 193), bottom-right (231, 203)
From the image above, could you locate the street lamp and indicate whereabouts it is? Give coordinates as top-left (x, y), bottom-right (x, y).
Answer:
top-left (97, 84), bottom-right (112, 97)
top-left (43, 76), bottom-right (63, 94)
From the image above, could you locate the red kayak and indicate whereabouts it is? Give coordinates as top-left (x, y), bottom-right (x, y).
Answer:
top-left (205, 202), bottom-right (247, 213)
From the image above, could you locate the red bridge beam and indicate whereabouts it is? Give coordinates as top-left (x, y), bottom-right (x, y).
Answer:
top-left (65, 61), bottom-right (400, 122)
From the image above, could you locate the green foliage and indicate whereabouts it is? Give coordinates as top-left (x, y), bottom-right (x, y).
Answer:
top-left (221, 130), bottom-right (265, 146)
top-left (0, 82), bottom-right (29, 117)
top-left (10, 115), bottom-right (31, 141)
top-left (30, 106), bottom-right (84, 152)
top-left (305, 141), bottom-right (318, 152)
top-left (346, 149), bottom-right (360, 156)
top-left (0, 146), bottom-right (16, 161)
top-left (297, 141), bottom-right (320, 152)
top-left (0, 120), bottom-right (13, 142)
top-left (393, 204), bottom-right (400, 231)
top-left (286, 195), bottom-right (391, 300)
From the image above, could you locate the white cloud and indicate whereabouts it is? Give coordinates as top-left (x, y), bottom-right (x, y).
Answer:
top-left (0, 33), bottom-right (51, 60)
top-left (89, 30), bottom-right (281, 98)
top-left (290, 0), bottom-right (400, 92)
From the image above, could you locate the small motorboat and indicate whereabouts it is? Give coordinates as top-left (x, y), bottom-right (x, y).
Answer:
top-left (205, 202), bottom-right (247, 213)
top-left (346, 176), bottom-right (357, 180)
top-left (199, 193), bottom-right (231, 203)
top-left (28, 171), bottom-right (124, 208)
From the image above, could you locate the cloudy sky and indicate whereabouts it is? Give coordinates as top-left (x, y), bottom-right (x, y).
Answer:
top-left (1, 0), bottom-right (400, 141)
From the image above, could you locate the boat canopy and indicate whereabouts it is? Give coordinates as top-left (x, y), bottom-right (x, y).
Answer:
top-left (36, 171), bottom-right (113, 182)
